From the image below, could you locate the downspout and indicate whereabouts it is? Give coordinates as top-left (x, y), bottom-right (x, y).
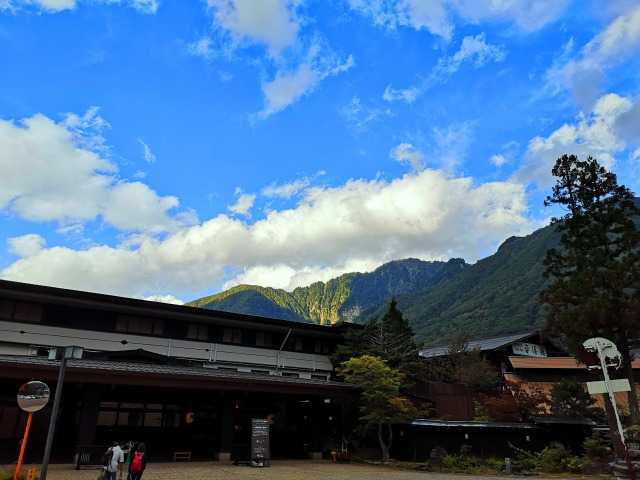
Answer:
top-left (275, 327), bottom-right (292, 372)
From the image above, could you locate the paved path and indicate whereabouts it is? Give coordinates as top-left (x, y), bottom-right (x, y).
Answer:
top-left (14, 460), bottom-right (606, 480)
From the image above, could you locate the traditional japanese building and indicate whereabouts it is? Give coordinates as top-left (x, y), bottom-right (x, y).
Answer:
top-left (0, 279), bottom-right (359, 465)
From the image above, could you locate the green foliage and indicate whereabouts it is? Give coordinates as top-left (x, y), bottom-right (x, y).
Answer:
top-left (187, 258), bottom-right (462, 325)
top-left (424, 331), bottom-right (500, 388)
top-left (582, 431), bottom-right (612, 460)
top-left (331, 299), bottom-right (425, 378)
top-left (338, 355), bottom-right (422, 462)
top-left (360, 229), bottom-right (560, 346)
top-left (549, 379), bottom-right (596, 416)
top-left (473, 400), bottom-right (490, 421)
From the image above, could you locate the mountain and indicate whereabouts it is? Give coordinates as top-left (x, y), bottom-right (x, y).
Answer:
top-left (359, 224), bottom-right (561, 346)
top-left (186, 258), bottom-right (469, 325)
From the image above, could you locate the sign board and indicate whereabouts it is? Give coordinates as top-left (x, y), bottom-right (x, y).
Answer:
top-left (512, 342), bottom-right (547, 357)
top-left (251, 418), bottom-right (270, 465)
top-left (587, 379), bottom-right (631, 395)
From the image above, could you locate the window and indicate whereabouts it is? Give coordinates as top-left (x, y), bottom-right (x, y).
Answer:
top-left (12, 302), bottom-right (42, 323)
top-left (187, 323), bottom-right (209, 341)
top-left (223, 328), bottom-right (242, 344)
top-left (285, 336), bottom-right (303, 351)
top-left (314, 340), bottom-right (330, 354)
top-left (116, 315), bottom-right (164, 335)
top-left (281, 372), bottom-right (299, 378)
top-left (251, 369), bottom-right (270, 375)
top-left (311, 374), bottom-right (328, 381)
top-left (256, 332), bottom-right (273, 348)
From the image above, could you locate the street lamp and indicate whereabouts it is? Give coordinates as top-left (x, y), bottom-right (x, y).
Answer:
top-left (40, 346), bottom-right (83, 480)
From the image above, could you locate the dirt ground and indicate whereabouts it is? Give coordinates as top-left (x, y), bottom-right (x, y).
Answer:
top-left (8, 460), bottom-right (608, 480)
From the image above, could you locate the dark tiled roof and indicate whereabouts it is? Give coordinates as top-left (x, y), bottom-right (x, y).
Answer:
top-left (411, 419), bottom-right (535, 429)
top-left (419, 331), bottom-right (538, 358)
top-left (0, 354), bottom-right (354, 389)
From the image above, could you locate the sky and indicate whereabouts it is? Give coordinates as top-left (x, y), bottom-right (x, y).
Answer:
top-left (1, 0), bottom-right (639, 305)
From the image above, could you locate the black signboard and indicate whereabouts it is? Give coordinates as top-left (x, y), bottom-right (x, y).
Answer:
top-left (251, 418), bottom-right (270, 466)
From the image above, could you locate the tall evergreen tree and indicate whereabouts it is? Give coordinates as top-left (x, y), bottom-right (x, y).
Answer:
top-left (331, 298), bottom-right (424, 378)
top-left (541, 154), bottom-right (640, 451)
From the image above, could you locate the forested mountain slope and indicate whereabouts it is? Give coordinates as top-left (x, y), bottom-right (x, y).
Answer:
top-left (187, 258), bottom-right (469, 325)
top-left (358, 224), bottom-right (561, 346)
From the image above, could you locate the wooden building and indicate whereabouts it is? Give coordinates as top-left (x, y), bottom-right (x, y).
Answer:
top-left (0, 280), bottom-right (359, 465)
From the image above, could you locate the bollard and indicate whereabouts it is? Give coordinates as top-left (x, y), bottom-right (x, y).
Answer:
top-left (505, 457), bottom-right (512, 475)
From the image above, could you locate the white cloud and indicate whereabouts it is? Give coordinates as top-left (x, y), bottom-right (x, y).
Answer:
top-left (228, 190), bottom-right (256, 217)
top-left (7, 234), bottom-right (46, 257)
top-left (390, 143), bottom-right (425, 172)
top-left (261, 178), bottom-right (312, 198)
top-left (431, 122), bottom-right (472, 170)
top-left (143, 294), bottom-right (184, 305)
top-left (490, 154), bottom-right (507, 167)
top-left (257, 48), bottom-right (355, 119)
top-left (546, 4), bottom-right (640, 107)
top-left (433, 33), bottom-right (506, 77)
top-left (0, 111), bottom-right (190, 234)
top-left (349, 0), bottom-right (569, 39)
top-left (515, 93), bottom-right (639, 189)
top-left (2, 166), bottom-right (537, 298)
top-left (208, 0), bottom-right (300, 58)
top-left (341, 96), bottom-right (393, 133)
top-left (130, 0), bottom-right (159, 14)
top-left (4, 0), bottom-right (160, 13)
top-left (382, 84), bottom-right (419, 104)
top-left (138, 139), bottom-right (156, 164)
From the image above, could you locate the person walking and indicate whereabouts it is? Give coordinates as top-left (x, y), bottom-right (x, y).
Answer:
top-left (106, 441), bottom-right (125, 480)
top-left (128, 443), bottom-right (147, 480)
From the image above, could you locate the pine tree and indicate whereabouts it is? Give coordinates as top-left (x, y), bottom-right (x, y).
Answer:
top-left (541, 154), bottom-right (640, 453)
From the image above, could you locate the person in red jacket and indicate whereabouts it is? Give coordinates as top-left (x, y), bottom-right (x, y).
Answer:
top-left (128, 443), bottom-right (147, 480)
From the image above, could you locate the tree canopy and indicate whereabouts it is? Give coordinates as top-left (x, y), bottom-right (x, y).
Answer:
top-left (541, 154), bottom-right (640, 452)
top-left (423, 331), bottom-right (500, 389)
top-left (337, 355), bottom-right (422, 462)
top-left (331, 298), bottom-right (424, 378)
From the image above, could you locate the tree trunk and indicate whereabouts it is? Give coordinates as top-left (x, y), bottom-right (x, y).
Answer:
top-left (618, 337), bottom-right (640, 424)
top-left (378, 423), bottom-right (390, 462)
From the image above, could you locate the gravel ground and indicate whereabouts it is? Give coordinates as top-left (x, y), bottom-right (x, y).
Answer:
top-left (10, 461), bottom-right (608, 480)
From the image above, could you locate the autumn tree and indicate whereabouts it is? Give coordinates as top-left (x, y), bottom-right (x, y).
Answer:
top-left (337, 355), bottom-right (422, 462)
top-left (541, 154), bottom-right (640, 454)
top-left (481, 380), bottom-right (548, 422)
top-left (423, 331), bottom-right (500, 389)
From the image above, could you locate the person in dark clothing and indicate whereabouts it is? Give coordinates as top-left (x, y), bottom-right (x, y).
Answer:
top-left (128, 443), bottom-right (147, 480)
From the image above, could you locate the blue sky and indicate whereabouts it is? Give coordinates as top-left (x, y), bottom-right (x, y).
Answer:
top-left (1, 0), bottom-right (639, 304)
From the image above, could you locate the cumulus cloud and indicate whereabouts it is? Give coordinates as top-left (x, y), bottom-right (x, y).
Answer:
top-left (0, 111), bottom-right (191, 234)
top-left (515, 93), bottom-right (639, 189)
top-left (2, 165), bottom-right (537, 298)
top-left (208, 0), bottom-right (300, 58)
top-left (390, 143), bottom-right (426, 172)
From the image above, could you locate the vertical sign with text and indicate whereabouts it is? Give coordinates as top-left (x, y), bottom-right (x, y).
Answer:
top-left (251, 418), bottom-right (270, 464)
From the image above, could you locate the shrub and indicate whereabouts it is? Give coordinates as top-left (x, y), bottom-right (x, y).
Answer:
top-left (539, 442), bottom-right (570, 473)
top-left (429, 446), bottom-right (447, 466)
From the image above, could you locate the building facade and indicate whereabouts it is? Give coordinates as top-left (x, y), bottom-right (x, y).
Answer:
top-left (0, 280), bottom-right (358, 465)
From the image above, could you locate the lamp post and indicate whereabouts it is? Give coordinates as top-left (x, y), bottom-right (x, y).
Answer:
top-left (40, 346), bottom-right (83, 480)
